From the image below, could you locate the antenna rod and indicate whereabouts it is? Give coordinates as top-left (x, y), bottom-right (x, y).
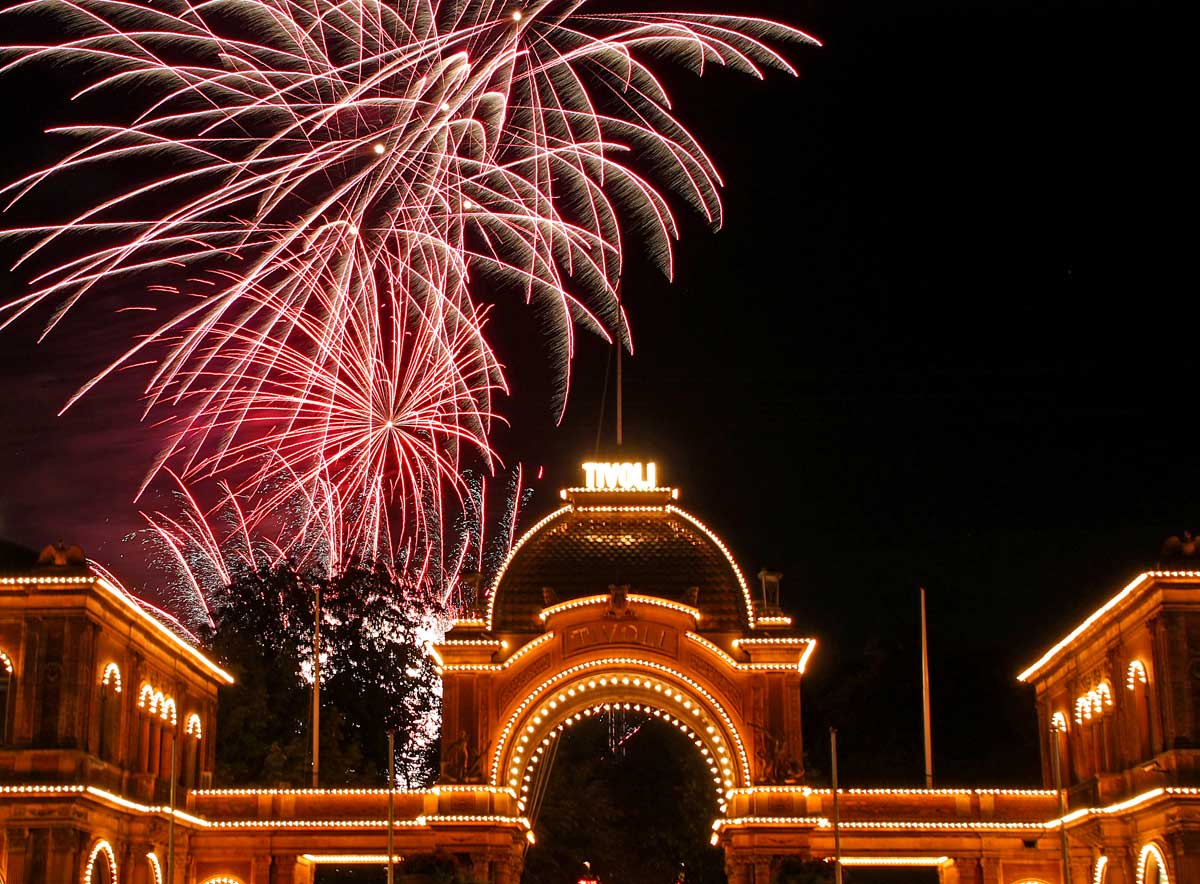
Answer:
top-left (616, 344), bottom-right (623, 447)
top-left (921, 587), bottom-right (933, 788)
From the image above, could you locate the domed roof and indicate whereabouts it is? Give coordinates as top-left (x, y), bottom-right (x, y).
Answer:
top-left (487, 495), bottom-right (753, 633)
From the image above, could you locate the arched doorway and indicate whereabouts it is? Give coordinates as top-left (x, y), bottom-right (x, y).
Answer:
top-left (520, 706), bottom-right (727, 884)
top-left (491, 660), bottom-right (752, 805)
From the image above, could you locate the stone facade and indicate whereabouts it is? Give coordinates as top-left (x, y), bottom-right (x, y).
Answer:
top-left (1, 484), bottom-right (1197, 883)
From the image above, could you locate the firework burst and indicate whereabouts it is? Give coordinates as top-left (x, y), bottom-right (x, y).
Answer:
top-left (1, 0), bottom-right (816, 574)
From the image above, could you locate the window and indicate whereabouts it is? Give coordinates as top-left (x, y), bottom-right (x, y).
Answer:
top-left (1049, 711), bottom-right (1071, 786)
top-left (1128, 660), bottom-right (1153, 760)
top-left (1138, 843), bottom-right (1170, 884)
top-left (185, 713), bottom-right (203, 789)
top-left (0, 649), bottom-right (13, 744)
top-left (83, 840), bottom-right (117, 884)
top-left (98, 663), bottom-right (122, 762)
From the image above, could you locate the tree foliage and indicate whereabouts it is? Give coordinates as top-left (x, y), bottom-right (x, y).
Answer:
top-left (521, 715), bottom-right (727, 884)
top-left (204, 562), bottom-right (441, 787)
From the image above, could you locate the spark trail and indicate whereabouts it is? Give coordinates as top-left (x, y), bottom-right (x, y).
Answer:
top-left (1, 0), bottom-right (816, 570)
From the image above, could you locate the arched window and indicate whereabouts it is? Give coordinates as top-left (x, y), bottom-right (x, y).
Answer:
top-left (0, 648), bottom-right (14, 745)
top-left (1137, 843), bottom-right (1171, 884)
top-left (157, 696), bottom-right (177, 781)
top-left (82, 839), bottom-right (117, 884)
top-left (1073, 694), bottom-right (1094, 779)
top-left (1127, 659), bottom-right (1148, 689)
top-left (98, 663), bottom-right (121, 762)
top-left (1093, 681), bottom-right (1114, 771)
top-left (184, 713), bottom-right (203, 789)
top-left (1075, 694), bottom-right (1093, 724)
top-left (137, 683), bottom-right (155, 772)
top-left (146, 852), bottom-right (163, 884)
top-left (1127, 660), bottom-right (1153, 761)
top-left (1049, 711), bottom-right (1071, 786)
top-left (1072, 680), bottom-right (1115, 777)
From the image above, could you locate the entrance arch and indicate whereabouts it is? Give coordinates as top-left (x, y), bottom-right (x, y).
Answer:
top-left (518, 696), bottom-right (731, 884)
top-left (434, 471), bottom-right (814, 837)
top-left (491, 656), bottom-right (753, 815)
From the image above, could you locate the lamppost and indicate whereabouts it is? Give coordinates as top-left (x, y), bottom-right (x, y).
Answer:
top-left (831, 728), bottom-right (843, 884)
top-left (167, 723), bottom-right (177, 883)
top-left (1050, 722), bottom-right (1072, 884)
top-left (387, 729), bottom-right (396, 884)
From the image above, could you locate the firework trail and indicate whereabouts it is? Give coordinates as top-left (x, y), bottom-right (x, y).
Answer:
top-left (142, 465), bottom-right (529, 630)
top-left (153, 232), bottom-right (505, 561)
top-left (0, 0), bottom-right (816, 572)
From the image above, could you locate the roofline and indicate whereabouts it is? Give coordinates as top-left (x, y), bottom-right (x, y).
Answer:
top-left (485, 505), bottom-right (573, 630)
top-left (666, 504), bottom-right (755, 628)
top-left (0, 573), bottom-right (234, 685)
top-left (1016, 570), bottom-right (1200, 683)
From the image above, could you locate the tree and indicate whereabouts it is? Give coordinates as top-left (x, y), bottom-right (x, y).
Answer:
top-left (204, 561), bottom-right (442, 787)
top-left (521, 715), bottom-right (728, 884)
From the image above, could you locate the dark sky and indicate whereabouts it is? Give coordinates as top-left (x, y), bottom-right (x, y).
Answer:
top-left (0, 0), bottom-right (1190, 786)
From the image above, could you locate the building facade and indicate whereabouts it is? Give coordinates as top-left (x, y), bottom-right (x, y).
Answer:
top-left (0, 467), bottom-right (1196, 883)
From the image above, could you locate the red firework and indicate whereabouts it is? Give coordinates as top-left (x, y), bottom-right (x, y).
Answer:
top-left (0, 0), bottom-right (816, 568)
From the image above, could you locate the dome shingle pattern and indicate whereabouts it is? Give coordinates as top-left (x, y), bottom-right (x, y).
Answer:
top-left (489, 506), bottom-right (749, 632)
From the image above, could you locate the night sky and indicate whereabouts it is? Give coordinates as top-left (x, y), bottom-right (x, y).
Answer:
top-left (0, 0), bottom-right (1189, 787)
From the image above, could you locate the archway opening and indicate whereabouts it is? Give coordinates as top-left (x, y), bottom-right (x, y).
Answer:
top-left (521, 709), bottom-right (727, 884)
top-left (82, 841), bottom-right (117, 884)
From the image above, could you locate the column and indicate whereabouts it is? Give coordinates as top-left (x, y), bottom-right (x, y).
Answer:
top-left (1101, 850), bottom-right (1133, 884)
top-left (270, 854), bottom-right (306, 884)
top-left (937, 857), bottom-right (962, 884)
top-left (3, 827), bottom-right (31, 884)
top-left (1070, 852), bottom-right (1092, 884)
top-left (1168, 831), bottom-right (1200, 884)
top-left (292, 858), bottom-right (315, 884)
top-left (139, 713), bottom-right (151, 771)
top-left (979, 857), bottom-right (1002, 884)
top-left (251, 854), bottom-right (273, 884)
top-left (492, 856), bottom-right (521, 884)
top-left (724, 859), bottom-right (754, 884)
top-left (49, 826), bottom-right (82, 884)
top-left (751, 858), bottom-right (772, 884)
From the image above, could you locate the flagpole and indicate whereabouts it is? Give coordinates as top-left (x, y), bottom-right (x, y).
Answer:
top-left (616, 345), bottom-right (623, 447)
top-left (921, 587), bottom-right (934, 788)
top-left (312, 584), bottom-right (321, 788)
top-left (830, 727), bottom-right (843, 884)
top-left (167, 729), bottom-right (176, 883)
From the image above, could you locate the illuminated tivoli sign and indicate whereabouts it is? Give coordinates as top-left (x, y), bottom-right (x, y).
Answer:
top-left (582, 461), bottom-right (658, 490)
